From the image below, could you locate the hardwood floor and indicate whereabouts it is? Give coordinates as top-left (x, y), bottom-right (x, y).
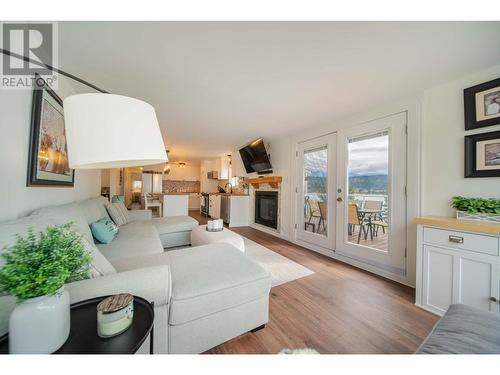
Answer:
top-left (189, 211), bottom-right (438, 354)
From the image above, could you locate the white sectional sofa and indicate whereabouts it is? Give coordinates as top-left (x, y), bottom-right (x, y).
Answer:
top-left (0, 196), bottom-right (271, 354)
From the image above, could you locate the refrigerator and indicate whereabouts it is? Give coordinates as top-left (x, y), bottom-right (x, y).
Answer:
top-left (141, 172), bottom-right (162, 194)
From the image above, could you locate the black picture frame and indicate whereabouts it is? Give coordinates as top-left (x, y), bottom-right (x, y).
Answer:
top-left (27, 74), bottom-right (75, 187)
top-left (464, 77), bottom-right (500, 130)
top-left (464, 130), bottom-right (500, 178)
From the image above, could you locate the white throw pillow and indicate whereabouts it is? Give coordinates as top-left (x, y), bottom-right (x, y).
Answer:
top-left (105, 202), bottom-right (130, 227)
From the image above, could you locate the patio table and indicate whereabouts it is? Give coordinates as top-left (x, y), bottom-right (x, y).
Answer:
top-left (357, 208), bottom-right (384, 240)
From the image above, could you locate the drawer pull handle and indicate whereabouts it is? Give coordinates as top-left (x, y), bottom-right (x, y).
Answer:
top-left (448, 235), bottom-right (464, 244)
top-left (489, 297), bottom-right (499, 303)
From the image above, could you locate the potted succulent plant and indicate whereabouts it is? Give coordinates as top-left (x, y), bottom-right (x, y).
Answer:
top-left (451, 196), bottom-right (500, 223)
top-left (0, 223), bottom-right (91, 353)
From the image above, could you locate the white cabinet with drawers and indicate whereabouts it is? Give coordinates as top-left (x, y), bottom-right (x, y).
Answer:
top-left (416, 217), bottom-right (500, 316)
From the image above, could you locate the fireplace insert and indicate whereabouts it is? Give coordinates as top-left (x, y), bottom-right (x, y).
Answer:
top-left (255, 191), bottom-right (278, 229)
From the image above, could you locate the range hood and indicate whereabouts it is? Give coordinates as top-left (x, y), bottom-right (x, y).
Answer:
top-left (207, 171), bottom-right (219, 179)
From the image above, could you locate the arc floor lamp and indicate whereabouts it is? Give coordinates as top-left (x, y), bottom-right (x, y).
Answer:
top-left (1, 48), bottom-right (168, 169)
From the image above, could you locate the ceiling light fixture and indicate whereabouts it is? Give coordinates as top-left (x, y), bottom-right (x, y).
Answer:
top-left (164, 150), bottom-right (171, 174)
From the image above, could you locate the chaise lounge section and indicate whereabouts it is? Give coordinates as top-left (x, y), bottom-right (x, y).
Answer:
top-left (0, 196), bottom-right (271, 354)
top-left (151, 216), bottom-right (199, 249)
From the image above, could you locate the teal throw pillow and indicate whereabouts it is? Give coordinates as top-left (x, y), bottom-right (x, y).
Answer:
top-left (111, 195), bottom-right (125, 203)
top-left (90, 218), bottom-right (119, 244)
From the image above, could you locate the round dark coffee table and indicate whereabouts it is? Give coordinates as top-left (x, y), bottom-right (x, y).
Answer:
top-left (0, 295), bottom-right (154, 354)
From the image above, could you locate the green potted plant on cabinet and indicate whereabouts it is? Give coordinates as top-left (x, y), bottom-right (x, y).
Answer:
top-left (451, 196), bottom-right (500, 223)
top-left (0, 223), bottom-right (91, 353)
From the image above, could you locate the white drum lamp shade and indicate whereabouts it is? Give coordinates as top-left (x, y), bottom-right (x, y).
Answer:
top-left (63, 94), bottom-right (168, 169)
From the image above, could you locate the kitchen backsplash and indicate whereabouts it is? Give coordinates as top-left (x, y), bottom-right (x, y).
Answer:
top-left (231, 177), bottom-right (249, 194)
top-left (163, 180), bottom-right (200, 193)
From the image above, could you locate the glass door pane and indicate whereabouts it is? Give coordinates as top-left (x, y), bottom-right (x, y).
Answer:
top-left (346, 131), bottom-right (389, 252)
top-left (296, 133), bottom-right (335, 250)
top-left (303, 146), bottom-right (328, 237)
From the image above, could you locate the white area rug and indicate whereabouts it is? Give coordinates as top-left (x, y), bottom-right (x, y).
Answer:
top-left (242, 237), bottom-right (314, 287)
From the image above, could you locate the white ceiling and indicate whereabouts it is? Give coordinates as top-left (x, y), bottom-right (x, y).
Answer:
top-left (59, 22), bottom-right (500, 163)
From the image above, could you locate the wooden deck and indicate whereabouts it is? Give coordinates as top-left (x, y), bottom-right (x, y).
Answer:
top-left (189, 212), bottom-right (438, 354)
top-left (304, 217), bottom-right (389, 251)
top-left (348, 226), bottom-right (388, 251)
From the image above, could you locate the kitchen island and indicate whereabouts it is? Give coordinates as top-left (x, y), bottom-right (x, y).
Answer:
top-left (162, 193), bottom-right (190, 217)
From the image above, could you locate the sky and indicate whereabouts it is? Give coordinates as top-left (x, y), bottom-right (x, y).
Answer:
top-left (348, 133), bottom-right (388, 177)
top-left (303, 133), bottom-right (389, 177)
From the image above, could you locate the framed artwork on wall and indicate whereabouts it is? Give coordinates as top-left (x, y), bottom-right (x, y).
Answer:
top-left (465, 130), bottom-right (500, 178)
top-left (464, 77), bottom-right (500, 130)
top-left (27, 74), bottom-right (75, 187)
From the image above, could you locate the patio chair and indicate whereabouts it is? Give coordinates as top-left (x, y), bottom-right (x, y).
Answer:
top-left (348, 203), bottom-right (369, 244)
top-left (371, 219), bottom-right (388, 236)
top-left (363, 200), bottom-right (382, 210)
top-left (305, 197), bottom-right (321, 231)
top-left (364, 200), bottom-right (387, 235)
top-left (304, 197), bottom-right (315, 232)
top-left (317, 201), bottom-right (327, 234)
top-left (363, 200), bottom-right (383, 219)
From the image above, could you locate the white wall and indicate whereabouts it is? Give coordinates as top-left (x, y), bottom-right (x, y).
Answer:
top-left (163, 164), bottom-right (200, 181)
top-left (421, 64), bottom-right (500, 217)
top-left (0, 77), bottom-right (101, 221)
top-left (101, 169), bottom-right (110, 187)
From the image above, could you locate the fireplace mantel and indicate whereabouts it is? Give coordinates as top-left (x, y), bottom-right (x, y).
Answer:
top-left (248, 176), bottom-right (282, 189)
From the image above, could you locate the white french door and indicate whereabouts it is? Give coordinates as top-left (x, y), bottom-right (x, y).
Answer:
top-left (295, 133), bottom-right (336, 249)
top-left (335, 112), bottom-right (407, 276)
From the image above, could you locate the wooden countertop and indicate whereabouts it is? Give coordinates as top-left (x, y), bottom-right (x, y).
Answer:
top-left (416, 216), bottom-right (500, 235)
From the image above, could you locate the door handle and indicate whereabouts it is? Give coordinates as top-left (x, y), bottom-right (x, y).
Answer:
top-left (489, 297), bottom-right (499, 303)
top-left (336, 197), bottom-right (343, 202)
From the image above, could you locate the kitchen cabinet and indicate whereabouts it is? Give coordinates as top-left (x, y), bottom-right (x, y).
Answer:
top-left (416, 217), bottom-right (500, 316)
top-left (230, 152), bottom-right (248, 178)
top-left (222, 195), bottom-right (249, 227)
top-left (215, 156), bottom-right (230, 180)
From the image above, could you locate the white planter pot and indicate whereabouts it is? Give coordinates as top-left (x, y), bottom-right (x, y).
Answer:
top-left (9, 287), bottom-right (70, 354)
top-left (456, 210), bottom-right (500, 223)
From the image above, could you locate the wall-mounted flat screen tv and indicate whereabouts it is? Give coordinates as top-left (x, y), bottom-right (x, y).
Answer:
top-left (238, 138), bottom-right (273, 174)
